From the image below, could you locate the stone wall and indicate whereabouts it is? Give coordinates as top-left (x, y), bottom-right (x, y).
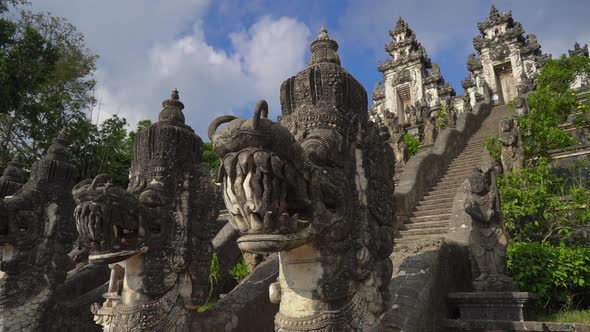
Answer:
top-left (195, 255), bottom-right (279, 331)
top-left (379, 240), bottom-right (472, 331)
top-left (394, 98), bottom-right (492, 229)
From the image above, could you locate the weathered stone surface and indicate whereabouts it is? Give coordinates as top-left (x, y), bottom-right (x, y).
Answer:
top-left (210, 27), bottom-right (395, 331)
top-left (443, 318), bottom-right (590, 332)
top-left (498, 118), bottom-right (524, 173)
top-left (0, 155), bottom-right (26, 199)
top-left (0, 132), bottom-right (106, 331)
top-left (73, 90), bottom-right (215, 331)
top-left (379, 239), bottom-right (472, 332)
top-left (194, 255), bottom-right (278, 331)
top-left (447, 292), bottom-right (538, 321)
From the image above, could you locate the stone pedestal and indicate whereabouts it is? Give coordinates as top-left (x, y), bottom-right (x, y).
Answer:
top-left (406, 124), bottom-right (421, 140)
top-left (448, 292), bottom-right (538, 321)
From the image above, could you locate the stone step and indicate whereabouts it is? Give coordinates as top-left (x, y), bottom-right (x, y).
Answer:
top-left (408, 214), bottom-right (451, 223)
top-left (438, 173), bottom-right (471, 183)
top-left (393, 234), bottom-right (446, 246)
top-left (418, 196), bottom-right (455, 206)
top-left (396, 226), bottom-right (448, 237)
top-left (431, 182), bottom-right (464, 192)
top-left (423, 188), bottom-right (458, 198)
top-left (449, 157), bottom-right (483, 166)
top-left (412, 208), bottom-right (452, 217)
top-left (400, 220), bottom-right (449, 230)
top-left (415, 201), bottom-right (452, 211)
top-left (446, 163), bottom-right (482, 173)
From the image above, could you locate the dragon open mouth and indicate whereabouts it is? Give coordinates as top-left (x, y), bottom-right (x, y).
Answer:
top-left (220, 148), bottom-right (313, 253)
top-left (73, 176), bottom-right (149, 265)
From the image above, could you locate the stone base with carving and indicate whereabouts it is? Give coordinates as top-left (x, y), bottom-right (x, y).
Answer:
top-left (448, 292), bottom-right (538, 321)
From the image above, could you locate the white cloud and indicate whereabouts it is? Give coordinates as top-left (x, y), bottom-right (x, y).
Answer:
top-left (32, 1), bottom-right (311, 138)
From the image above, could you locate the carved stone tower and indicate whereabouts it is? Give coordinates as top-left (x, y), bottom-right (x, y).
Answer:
top-left (472, 5), bottom-right (548, 105)
top-left (373, 18), bottom-right (455, 126)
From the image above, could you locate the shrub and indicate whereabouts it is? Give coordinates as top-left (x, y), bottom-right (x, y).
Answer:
top-left (507, 242), bottom-right (590, 309)
top-left (485, 136), bottom-right (502, 162)
top-left (499, 159), bottom-right (590, 244)
top-left (229, 257), bottom-right (249, 282)
top-left (436, 104), bottom-right (449, 131)
top-left (403, 132), bottom-right (420, 156)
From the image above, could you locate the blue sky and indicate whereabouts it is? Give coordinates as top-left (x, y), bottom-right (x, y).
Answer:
top-left (29, 0), bottom-right (590, 139)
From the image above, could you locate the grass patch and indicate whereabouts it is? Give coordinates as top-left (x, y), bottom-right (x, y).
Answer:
top-left (530, 309), bottom-right (590, 323)
top-left (197, 297), bottom-right (219, 313)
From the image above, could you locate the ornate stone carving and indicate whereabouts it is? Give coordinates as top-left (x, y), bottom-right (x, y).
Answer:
top-left (569, 42), bottom-right (589, 58)
top-left (498, 118), bottom-right (524, 172)
top-left (466, 53), bottom-right (483, 73)
top-left (0, 132), bottom-right (79, 331)
top-left (392, 68), bottom-right (412, 86)
top-left (0, 155), bottom-right (26, 199)
top-left (465, 168), bottom-right (516, 292)
top-left (209, 28), bottom-right (395, 331)
top-left (73, 90), bottom-right (214, 331)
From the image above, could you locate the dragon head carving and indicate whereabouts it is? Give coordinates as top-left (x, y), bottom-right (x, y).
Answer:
top-left (0, 132), bottom-right (78, 302)
top-left (73, 90), bottom-right (212, 309)
top-left (210, 27), bottom-right (395, 329)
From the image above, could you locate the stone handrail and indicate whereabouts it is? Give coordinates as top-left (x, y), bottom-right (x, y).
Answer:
top-left (394, 99), bottom-right (492, 229)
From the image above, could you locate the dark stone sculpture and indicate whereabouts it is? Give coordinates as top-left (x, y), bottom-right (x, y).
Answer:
top-left (0, 155), bottom-right (26, 199)
top-left (423, 113), bottom-right (437, 146)
top-left (569, 42), bottom-right (589, 58)
top-left (463, 93), bottom-right (473, 113)
top-left (498, 118), bottom-right (524, 172)
top-left (73, 90), bottom-right (214, 331)
top-left (0, 132), bottom-right (80, 330)
top-left (465, 168), bottom-right (516, 292)
top-left (209, 27), bottom-right (395, 331)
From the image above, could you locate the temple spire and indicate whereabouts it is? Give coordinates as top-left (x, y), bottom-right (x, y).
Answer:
top-left (159, 88), bottom-right (186, 124)
top-left (308, 26), bottom-right (340, 66)
top-left (489, 4), bottom-right (499, 18)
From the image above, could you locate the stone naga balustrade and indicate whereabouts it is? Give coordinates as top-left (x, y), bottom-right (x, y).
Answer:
top-left (394, 97), bottom-right (492, 229)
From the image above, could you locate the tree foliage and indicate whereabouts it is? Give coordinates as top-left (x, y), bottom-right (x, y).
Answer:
top-left (202, 142), bottom-right (220, 170)
top-left (499, 159), bottom-right (590, 244)
top-left (0, 7), bottom-right (97, 166)
top-left (520, 55), bottom-right (590, 159)
top-left (403, 132), bottom-right (420, 156)
top-left (508, 242), bottom-right (590, 310)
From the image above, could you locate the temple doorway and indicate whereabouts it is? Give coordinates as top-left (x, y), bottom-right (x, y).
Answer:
top-left (395, 84), bottom-right (412, 124)
top-left (494, 62), bottom-right (516, 105)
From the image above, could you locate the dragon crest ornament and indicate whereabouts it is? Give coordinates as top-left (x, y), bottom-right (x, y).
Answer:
top-left (209, 27), bottom-right (395, 331)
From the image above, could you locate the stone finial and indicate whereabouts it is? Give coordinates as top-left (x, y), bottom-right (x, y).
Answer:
top-left (489, 4), bottom-right (499, 18)
top-left (308, 26), bottom-right (340, 66)
top-left (159, 88), bottom-right (186, 124)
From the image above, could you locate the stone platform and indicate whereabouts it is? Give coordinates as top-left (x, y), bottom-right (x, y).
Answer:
top-left (447, 292), bottom-right (538, 321)
top-left (443, 319), bottom-right (590, 332)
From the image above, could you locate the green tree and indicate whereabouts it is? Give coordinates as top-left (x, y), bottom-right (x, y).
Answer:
top-left (0, 7), bottom-right (97, 166)
top-left (403, 132), bottom-right (420, 156)
top-left (520, 55), bottom-right (590, 160)
top-left (202, 142), bottom-right (220, 170)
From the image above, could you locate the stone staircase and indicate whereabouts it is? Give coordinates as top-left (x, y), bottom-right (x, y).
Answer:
top-left (394, 105), bottom-right (507, 246)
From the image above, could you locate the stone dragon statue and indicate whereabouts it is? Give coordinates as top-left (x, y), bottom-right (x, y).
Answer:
top-left (0, 133), bottom-right (86, 331)
top-left (209, 27), bottom-right (395, 331)
top-left (0, 155), bottom-right (27, 199)
top-left (73, 90), bottom-right (214, 331)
